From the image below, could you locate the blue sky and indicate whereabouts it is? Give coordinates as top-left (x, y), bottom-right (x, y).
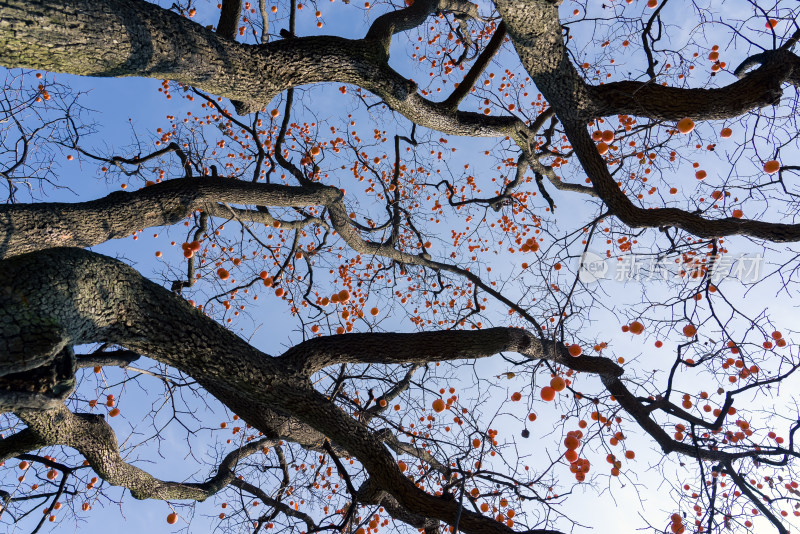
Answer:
top-left (3, 0), bottom-right (800, 533)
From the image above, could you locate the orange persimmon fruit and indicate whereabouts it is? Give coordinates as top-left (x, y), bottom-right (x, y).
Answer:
top-left (676, 118), bottom-right (694, 134)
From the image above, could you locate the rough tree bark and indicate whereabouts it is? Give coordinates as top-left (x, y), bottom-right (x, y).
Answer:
top-left (1, 247), bottom-right (781, 531)
top-left (0, 176), bottom-right (340, 258)
top-left (2, 246), bottom-right (616, 534)
top-left (1, 0), bottom-right (799, 533)
top-left (3, 0), bottom-right (800, 240)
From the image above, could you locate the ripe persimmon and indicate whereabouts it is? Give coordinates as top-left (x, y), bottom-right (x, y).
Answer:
top-left (676, 118), bottom-right (694, 134)
top-left (550, 377), bottom-right (566, 391)
top-left (764, 160), bottom-right (780, 174)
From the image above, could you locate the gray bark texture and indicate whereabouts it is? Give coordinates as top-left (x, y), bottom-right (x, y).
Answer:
top-left (2, 0), bottom-right (798, 240)
top-left (0, 0), bottom-right (799, 532)
top-left (1, 247), bottom-right (608, 534)
top-left (0, 176), bottom-right (341, 258)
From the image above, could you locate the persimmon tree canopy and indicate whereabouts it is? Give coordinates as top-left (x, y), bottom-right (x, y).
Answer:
top-left (0, 0), bottom-right (799, 533)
